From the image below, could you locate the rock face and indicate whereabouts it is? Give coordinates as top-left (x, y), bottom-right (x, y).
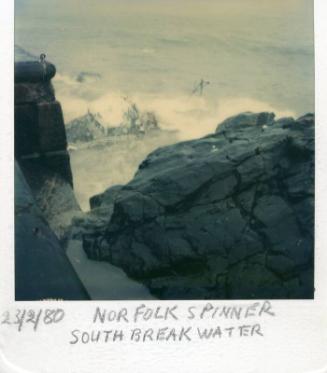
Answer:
top-left (83, 112), bottom-right (314, 299)
top-left (15, 162), bottom-right (89, 300)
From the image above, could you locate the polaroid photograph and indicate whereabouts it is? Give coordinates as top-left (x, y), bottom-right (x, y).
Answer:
top-left (0, 0), bottom-right (326, 372)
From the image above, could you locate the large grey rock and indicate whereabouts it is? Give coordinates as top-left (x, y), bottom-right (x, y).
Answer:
top-left (82, 112), bottom-right (314, 299)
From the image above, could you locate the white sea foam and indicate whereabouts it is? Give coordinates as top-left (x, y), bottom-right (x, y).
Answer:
top-left (15, 0), bottom-right (314, 299)
top-left (57, 76), bottom-right (295, 211)
top-left (55, 74), bottom-right (295, 140)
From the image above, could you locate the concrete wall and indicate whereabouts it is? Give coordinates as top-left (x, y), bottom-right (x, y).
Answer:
top-left (14, 61), bottom-right (89, 300)
top-left (15, 61), bottom-right (73, 187)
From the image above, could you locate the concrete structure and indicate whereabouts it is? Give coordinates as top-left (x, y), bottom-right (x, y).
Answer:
top-left (14, 60), bottom-right (89, 300)
top-left (15, 61), bottom-right (73, 187)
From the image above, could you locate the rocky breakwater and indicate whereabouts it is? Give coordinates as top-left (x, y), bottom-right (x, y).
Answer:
top-left (15, 162), bottom-right (89, 300)
top-left (82, 112), bottom-right (314, 299)
top-left (15, 60), bottom-right (88, 299)
top-left (15, 60), bottom-right (80, 234)
top-left (15, 61), bottom-right (72, 184)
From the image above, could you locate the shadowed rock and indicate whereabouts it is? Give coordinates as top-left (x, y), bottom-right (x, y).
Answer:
top-left (81, 112), bottom-right (314, 300)
top-left (15, 162), bottom-right (89, 300)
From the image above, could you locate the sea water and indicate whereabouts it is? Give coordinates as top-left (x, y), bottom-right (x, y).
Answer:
top-left (15, 0), bottom-right (315, 204)
top-left (15, 0), bottom-right (314, 127)
top-left (15, 0), bottom-right (315, 298)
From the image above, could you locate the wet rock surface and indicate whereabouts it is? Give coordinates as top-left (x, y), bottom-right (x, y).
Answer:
top-left (82, 112), bottom-right (314, 299)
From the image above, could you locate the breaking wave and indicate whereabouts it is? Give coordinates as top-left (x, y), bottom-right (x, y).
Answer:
top-left (54, 72), bottom-right (295, 141)
top-left (54, 72), bottom-right (297, 210)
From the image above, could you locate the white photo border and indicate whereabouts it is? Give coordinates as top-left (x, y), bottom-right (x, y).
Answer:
top-left (0, 1), bottom-right (326, 372)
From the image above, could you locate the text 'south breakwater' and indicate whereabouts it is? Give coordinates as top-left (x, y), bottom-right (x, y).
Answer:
top-left (71, 301), bottom-right (276, 344)
top-left (0, 301), bottom-right (276, 343)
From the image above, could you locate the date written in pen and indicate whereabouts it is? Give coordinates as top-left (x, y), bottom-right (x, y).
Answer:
top-left (1, 309), bottom-right (65, 332)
